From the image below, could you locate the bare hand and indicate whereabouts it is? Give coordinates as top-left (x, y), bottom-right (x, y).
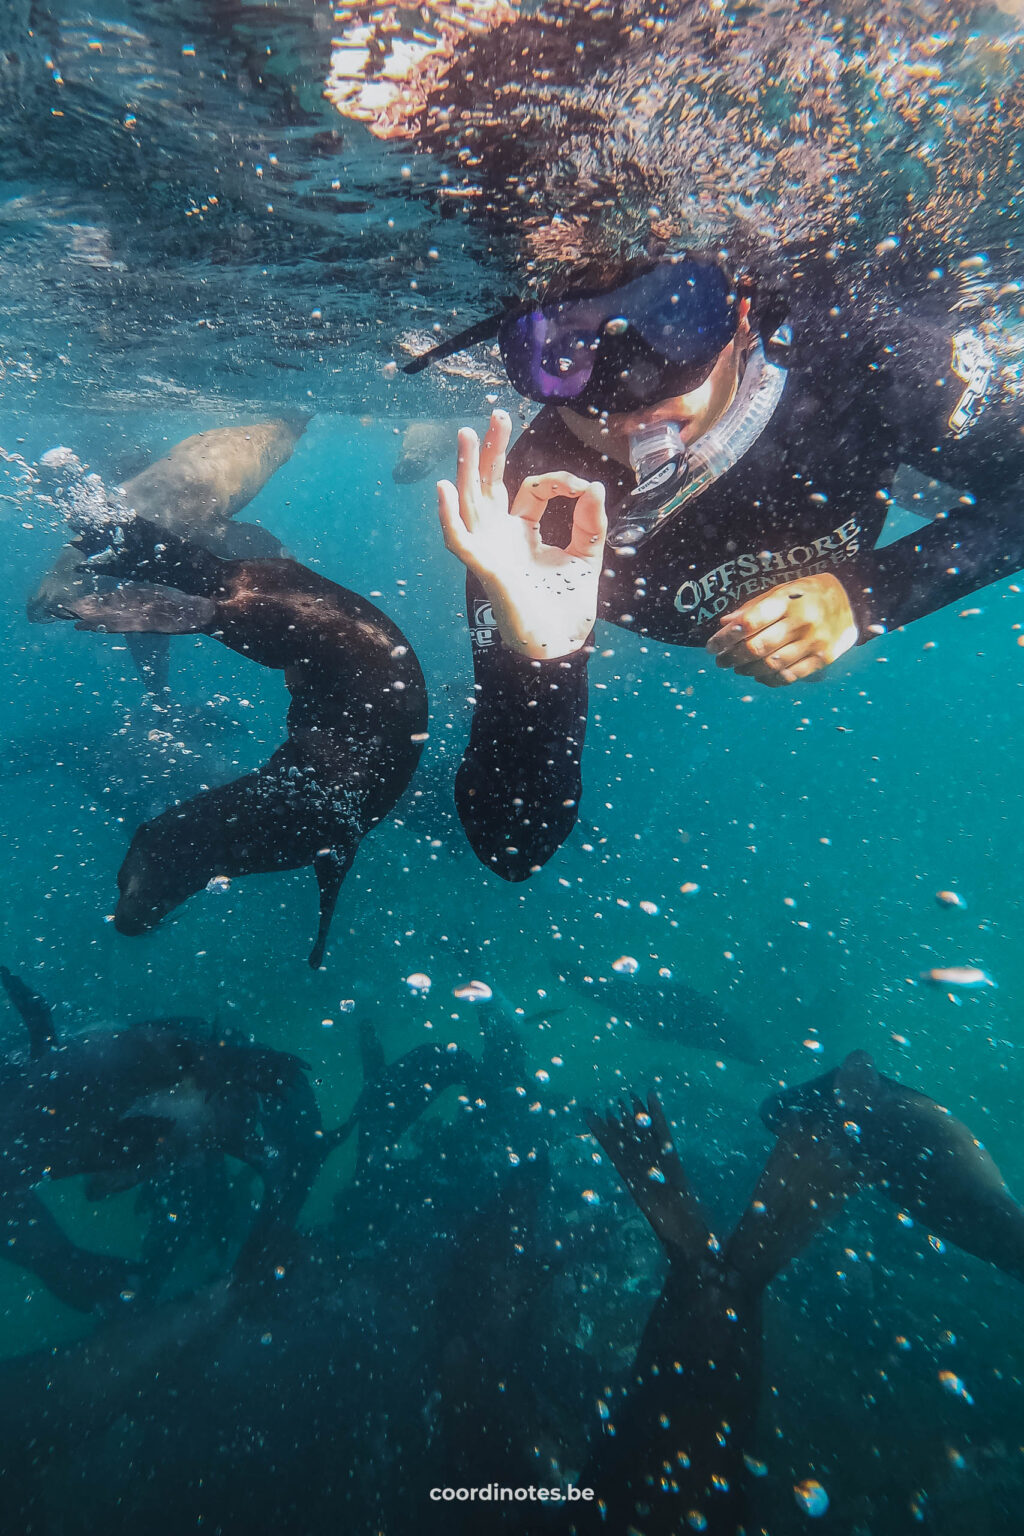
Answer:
top-left (437, 410), bottom-right (607, 660)
top-left (706, 573), bottom-right (857, 686)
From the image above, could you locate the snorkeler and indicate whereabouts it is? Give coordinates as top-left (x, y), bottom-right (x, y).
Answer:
top-left (572, 1089), bottom-right (854, 1535)
top-left (416, 256), bottom-right (1024, 877)
top-left (59, 511), bottom-right (427, 967)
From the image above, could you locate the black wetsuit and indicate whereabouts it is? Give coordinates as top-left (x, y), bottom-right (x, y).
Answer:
top-left (456, 278), bottom-right (1024, 879)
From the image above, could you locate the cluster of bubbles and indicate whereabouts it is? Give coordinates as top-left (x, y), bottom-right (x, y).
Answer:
top-left (32, 446), bottom-right (129, 536)
top-left (328, 0), bottom-right (1024, 309)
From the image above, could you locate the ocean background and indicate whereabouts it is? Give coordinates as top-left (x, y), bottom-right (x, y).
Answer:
top-left (2, 401), bottom-right (1023, 1530)
top-left (3, 1), bottom-right (1024, 1530)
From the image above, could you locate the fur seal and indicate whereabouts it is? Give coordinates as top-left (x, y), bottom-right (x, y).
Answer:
top-left (28, 416), bottom-right (305, 699)
top-left (65, 514), bottom-right (427, 967)
top-left (114, 414), bottom-right (311, 530)
top-left (572, 1092), bottom-right (854, 1536)
top-left (324, 1020), bottom-right (480, 1172)
top-left (392, 419), bottom-right (452, 484)
top-left (558, 962), bottom-right (761, 1064)
top-left (0, 968), bottom-right (321, 1310)
top-left (761, 1049), bottom-right (1024, 1284)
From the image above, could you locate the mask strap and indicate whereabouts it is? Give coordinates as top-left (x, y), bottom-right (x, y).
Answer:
top-left (401, 308), bottom-right (519, 374)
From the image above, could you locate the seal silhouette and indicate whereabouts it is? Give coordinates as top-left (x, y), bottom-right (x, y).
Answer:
top-left (65, 515), bottom-right (427, 967)
top-left (391, 419), bottom-right (451, 484)
top-left (29, 416), bottom-right (306, 694)
top-left (28, 415), bottom-right (306, 622)
top-left (0, 966), bottom-right (320, 1311)
top-left (575, 1091), bottom-right (854, 1536)
top-left (761, 1049), bottom-right (1024, 1283)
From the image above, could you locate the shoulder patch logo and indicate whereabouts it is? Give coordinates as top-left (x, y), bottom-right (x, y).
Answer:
top-left (949, 328), bottom-right (993, 438)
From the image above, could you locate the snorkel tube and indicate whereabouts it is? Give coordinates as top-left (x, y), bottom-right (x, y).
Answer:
top-left (614, 329), bottom-right (790, 548)
top-left (626, 421), bottom-right (690, 525)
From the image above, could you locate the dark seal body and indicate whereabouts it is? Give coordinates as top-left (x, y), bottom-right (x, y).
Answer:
top-left (761, 1050), bottom-right (1024, 1283)
top-left (68, 520), bottom-right (428, 966)
top-left (569, 1094), bottom-right (854, 1536)
top-left (0, 969), bottom-right (320, 1310)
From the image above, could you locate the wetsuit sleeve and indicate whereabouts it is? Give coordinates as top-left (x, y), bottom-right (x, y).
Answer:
top-left (839, 308), bottom-right (1024, 635)
top-left (844, 478), bottom-right (1024, 635)
top-left (455, 572), bottom-right (589, 881)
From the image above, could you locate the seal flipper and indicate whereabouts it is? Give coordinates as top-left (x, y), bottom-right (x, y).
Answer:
top-left (308, 846), bottom-right (354, 969)
top-left (316, 1115), bottom-right (357, 1159)
top-left (67, 585), bottom-right (216, 634)
top-left (586, 1092), bottom-right (713, 1264)
top-left (0, 966), bottom-right (58, 1057)
top-left (724, 1128), bottom-right (858, 1291)
top-left (73, 516), bottom-right (225, 596)
top-left (1, 1189), bottom-right (144, 1313)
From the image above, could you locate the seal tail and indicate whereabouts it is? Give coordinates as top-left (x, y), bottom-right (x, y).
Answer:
top-left (587, 1091), bottom-right (856, 1286)
top-left (0, 966), bottom-right (57, 1057)
top-left (724, 1127), bottom-right (858, 1291)
top-left (308, 846), bottom-right (354, 969)
top-left (586, 1092), bottom-right (713, 1264)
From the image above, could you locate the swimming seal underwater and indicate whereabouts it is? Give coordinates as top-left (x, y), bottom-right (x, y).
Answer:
top-left (28, 415), bottom-right (305, 694)
top-left (558, 961), bottom-right (761, 1064)
top-left (0, 967), bottom-right (321, 1310)
top-left (761, 1049), bottom-right (1024, 1285)
top-left (569, 1091), bottom-right (855, 1536)
top-left (325, 1020), bottom-right (481, 1175)
top-left (61, 512), bottom-right (428, 967)
top-left (392, 419), bottom-right (451, 484)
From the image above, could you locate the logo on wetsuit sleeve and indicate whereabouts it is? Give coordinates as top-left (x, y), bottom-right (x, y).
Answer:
top-left (949, 328), bottom-right (992, 438)
top-left (471, 596), bottom-right (497, 649)
top-left (673, 517), bottom-right (862, 623)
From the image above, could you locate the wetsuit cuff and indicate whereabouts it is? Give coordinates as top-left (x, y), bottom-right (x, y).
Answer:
top-left (837, 565), bottom-right (883, 645)
top-left (500, 642), bottom-right (592, 674)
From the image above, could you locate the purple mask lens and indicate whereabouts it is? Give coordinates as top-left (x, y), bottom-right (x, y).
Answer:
top-left (498, 260), bottom-right (738, 409)
top-left (499, 310), bottom-right (597, 401)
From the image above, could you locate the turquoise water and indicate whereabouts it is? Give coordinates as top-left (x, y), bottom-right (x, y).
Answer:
top-left (4, 1), bottom-right (1024, 1531)
top-left (2, 406), bottom-right (1023, 1530)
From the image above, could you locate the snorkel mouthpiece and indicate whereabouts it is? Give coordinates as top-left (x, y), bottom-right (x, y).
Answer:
top-left (620, 421), bottom-right (690, 541)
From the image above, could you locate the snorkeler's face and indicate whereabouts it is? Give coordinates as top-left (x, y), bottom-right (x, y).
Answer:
top-left (560, 303), bottom-right (751, 460)
top-left (606, 331), bottom-right (746, 444)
